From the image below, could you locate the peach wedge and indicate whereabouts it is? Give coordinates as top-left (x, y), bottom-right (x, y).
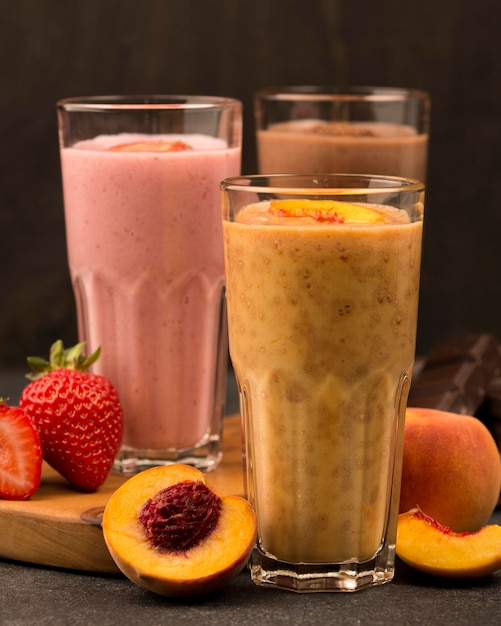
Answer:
top-left (108, 140), bottom-right (192, 152)
top-left (396, 508), bottom-right (501, 579)
top-left (269, 199), bottom-right (387, 223)
top-left (102, 464), bottom-right (257, 597)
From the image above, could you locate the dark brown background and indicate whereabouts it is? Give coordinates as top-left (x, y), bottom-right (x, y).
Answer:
top-left (1, 0), bottom-right (500, 368)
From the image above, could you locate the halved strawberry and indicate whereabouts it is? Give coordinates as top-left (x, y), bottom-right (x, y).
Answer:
top-left (19, 341), bottom-right (124, 492)
top-left (0, 400), bottom-right (42, 500)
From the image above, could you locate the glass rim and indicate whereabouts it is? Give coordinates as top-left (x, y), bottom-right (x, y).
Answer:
top-left (57, 94), bottom-right (242, 112)
top-left (254, 85), bottom-right (430, 104)
top-left (221, 173), bottom-right (425, 196)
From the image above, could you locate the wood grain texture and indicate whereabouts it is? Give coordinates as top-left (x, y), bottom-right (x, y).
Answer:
top-left (0, 414), bottom-right (244, 573)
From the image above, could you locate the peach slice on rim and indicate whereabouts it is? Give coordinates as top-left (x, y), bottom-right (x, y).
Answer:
top-left (269, 199), bottom-right (387, 223)
top-left (108, 140), bottom-right (192, 152)
top-left (396, 507), bottom-right (501, 579)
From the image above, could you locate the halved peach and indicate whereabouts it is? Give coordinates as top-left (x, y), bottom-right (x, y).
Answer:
top-left (269, 199), bottom-right (387, 223)
top-left (396, 507), bottom-right (501, 579)
top-left (102, 464), bottom-right (256, 597)
top-left (108, 140), bottom-right (192, 152)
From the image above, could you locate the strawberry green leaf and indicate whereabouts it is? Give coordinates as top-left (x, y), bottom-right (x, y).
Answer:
top-left (26, 340), bottom-right (102, 380)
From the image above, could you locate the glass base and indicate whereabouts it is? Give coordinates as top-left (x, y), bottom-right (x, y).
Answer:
top-left (112, 436), bottom-right (222, 475)
top-left (249, 544), bottom-right (396, 592)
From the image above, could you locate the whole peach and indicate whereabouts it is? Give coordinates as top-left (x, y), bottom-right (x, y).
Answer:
top-left (399, 408), bottom-right (501, 532)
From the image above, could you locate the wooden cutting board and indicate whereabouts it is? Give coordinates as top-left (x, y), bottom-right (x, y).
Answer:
top-left (0, 414), bottom-right (244, 573)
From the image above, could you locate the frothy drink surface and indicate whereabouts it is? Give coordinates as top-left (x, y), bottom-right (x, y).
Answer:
top-left (258, 120), bottom-right (428, 181)
top-left (61, 133), bottom-right (240, 450)
top-left (223, 200), bottom-right (422, 562)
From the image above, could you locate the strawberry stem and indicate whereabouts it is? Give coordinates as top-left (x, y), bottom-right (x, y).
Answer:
top-left (26, 340), bottom-right (101, 380)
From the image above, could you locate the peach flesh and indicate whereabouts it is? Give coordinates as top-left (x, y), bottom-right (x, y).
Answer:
top-left (400, 408), bottom-right (501, 531)
top-left (108, 140), bottom-right (192, 152)
top-left (102, 464), bottom-right (257, 597)
top-left (396, 507), bottom-right (501, 578)
top-left (269, 199), bottom-right (387, 223)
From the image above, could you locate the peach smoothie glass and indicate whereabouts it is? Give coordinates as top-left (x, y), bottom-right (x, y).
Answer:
top-left (255, 87), bottom-right (430, 181)
top-left (221, 174), bottom-right (424, 592)
top-left (57, 95), bottom-right (241, 473)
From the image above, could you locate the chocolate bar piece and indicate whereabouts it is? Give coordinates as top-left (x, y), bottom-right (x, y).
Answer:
top-left (408, 334), bottom-right (501, 415)
top-left (484, 377), bottom-right (501, 418)
top-left (478, 377), bottom-right (501, 449)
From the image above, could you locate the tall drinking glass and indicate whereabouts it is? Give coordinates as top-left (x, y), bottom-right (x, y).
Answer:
top-left (255, 86), bottom-right (430, 181)
top-left (221, 174), bottom-right (424, 591)
top-left (57, 95), bottom-right (242, 474)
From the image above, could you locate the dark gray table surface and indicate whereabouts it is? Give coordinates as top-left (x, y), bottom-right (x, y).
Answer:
top-left (1, 368), bottom-right (500, 625)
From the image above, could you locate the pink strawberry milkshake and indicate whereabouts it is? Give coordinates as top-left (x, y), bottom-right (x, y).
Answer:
top-left (60, 133), bottom-right (240, 460)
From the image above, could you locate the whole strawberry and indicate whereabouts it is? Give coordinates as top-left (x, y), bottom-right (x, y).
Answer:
top-left (0, 400), bottom-right (43, 500)
top-left (19, 340), bottom-right (123, 492)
